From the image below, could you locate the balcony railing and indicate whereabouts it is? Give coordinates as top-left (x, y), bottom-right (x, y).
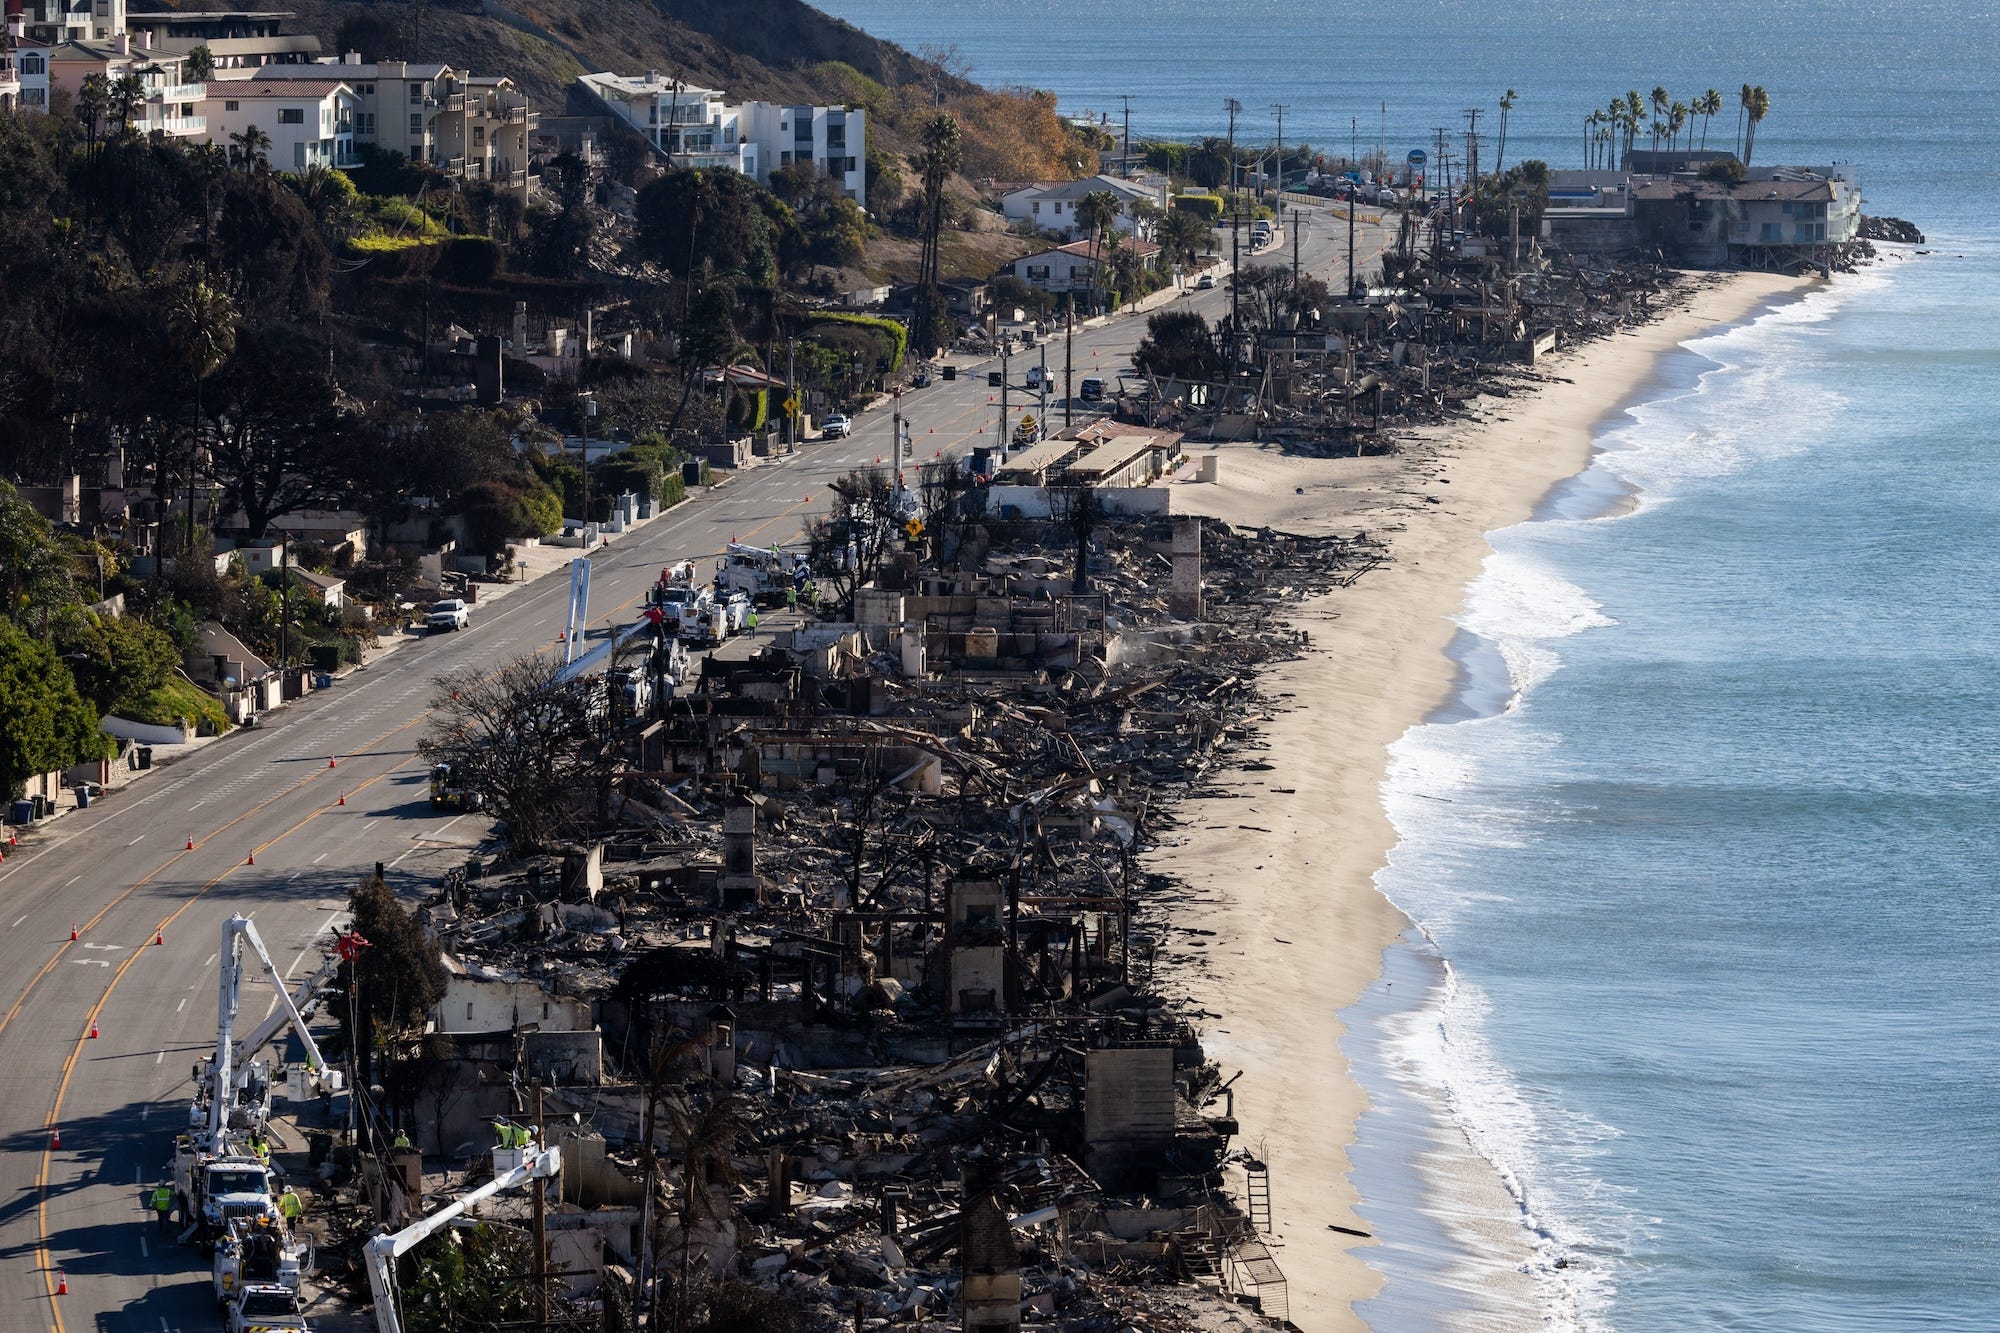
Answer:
top-left (502, 106), bottom-right (528, 124)
top-left (153, 82), bottom-right (207, 102)
top-left (441, 92), bottom-right (465, 111)
top-left (439, 155), bottom-right (466, 177)
top-left (140, 115), bottom-right (207, 136)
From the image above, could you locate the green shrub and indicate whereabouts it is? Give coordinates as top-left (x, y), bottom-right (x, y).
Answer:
top-left (1171, 193), bottom-right (1223, 220)
top-left (806, 312), bottom-right (908, 373)
top-left (118, 675), bottom-right (230, 733)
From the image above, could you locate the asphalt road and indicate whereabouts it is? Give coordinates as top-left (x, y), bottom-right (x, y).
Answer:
top-left (0, 210), bottom-right (1392, 1333)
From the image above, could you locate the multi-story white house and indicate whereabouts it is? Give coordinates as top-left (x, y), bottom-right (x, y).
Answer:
top-left (250, 59), bottom-right (537, 197)
top-left (1001, 174), bottom-right (1164, 240)
top-left (1, 13), bottom-right (52, 112)
top-left (580, 70), bottom-right (867, 207)
top-left (739, 100), bottom-right (865, 204)
top-left (125, 8), bottom-right (322, 80)
top-left (17, 0), bottom-right (126, 45)
top-left (201, 79), bottom-right (358, 171)
top-left (46, 35), bottom-right (205, 137)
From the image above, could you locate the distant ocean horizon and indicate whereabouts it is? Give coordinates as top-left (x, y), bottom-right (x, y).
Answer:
top-left (818, 2), bottom-right (2000, 1329)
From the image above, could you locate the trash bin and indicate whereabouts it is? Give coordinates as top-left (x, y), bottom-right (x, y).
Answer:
top-left (74, 786), bottom-right (89, 810)
top-left (941, 364), bottom-right (957, 381)
top-left (316, 673), bottom-right (333, 690)
top-left (9, 799), bottom-right (32, 825)
top-left (32, 794), bottom-right (50, 819)
top-left (134, 746), bottom-right (153, 770)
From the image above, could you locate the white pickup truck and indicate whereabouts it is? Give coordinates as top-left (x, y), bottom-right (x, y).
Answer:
top-left (426, 599), bottom-right (470, 633)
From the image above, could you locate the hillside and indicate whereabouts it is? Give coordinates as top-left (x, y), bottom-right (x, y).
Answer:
top-left (206, 0), bottom-right (975, 150)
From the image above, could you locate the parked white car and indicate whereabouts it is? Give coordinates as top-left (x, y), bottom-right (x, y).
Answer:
top-left (426, 599), bottom-right (470, 633)
top-left (821, 414), bottom-right (852, 438)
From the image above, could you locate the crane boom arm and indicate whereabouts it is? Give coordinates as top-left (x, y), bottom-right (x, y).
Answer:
top-left (233, 917), bottom-right (333, 1077)
top-left (365, 1147), bottom-right (562, 1333)
top-left (552, 615), bottom-right (657, 685)
top-left (233, 947), bottom-right (342, 1066)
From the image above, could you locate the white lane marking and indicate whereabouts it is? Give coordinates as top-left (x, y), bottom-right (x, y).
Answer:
top-left (74, 959), bottom-right (110, 967)
top-left (363, 820), bottom-right (379, 832)
top-left (155, 1049), bottom-right (165, 1064)
top-left (288, 871), bottom-right (303, 881)
top-left (190, 799), bottom-right (206, 810)
top-left (9, 914), bottom-right (24, 928)
top-left (128, 835), bottom-right (145, 845)
top-left (311, 852), bottom-right (328, 864)
top-left (204, 953), bottom-right (216, 967)
top-left (140, 1234), bottom-right (149, 1259)
top-left (82, 942), bottom-right (124, 951)
top-left (175, 998), bottom-right (186, 1013)
top-left (62, 875), bottom-right (80, 887)
top-left (140, 1105), bottom-right (148, 1121)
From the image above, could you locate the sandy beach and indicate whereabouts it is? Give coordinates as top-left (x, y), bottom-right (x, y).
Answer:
top-left (1149, 270), bottom-right (1812, 1330)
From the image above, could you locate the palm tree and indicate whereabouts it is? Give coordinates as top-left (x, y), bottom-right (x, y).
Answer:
top-left (1584, 110), bottom-right (1601, 169)
top-left (74, 72), bottom-right (109, 156)
top-left (1624, 91), bottom-right (1644, 168)
top-left (1736, 83), bottom-right (1754, 157)
top-left (1495, 88), bottom-right (1517, 179)
top-left (1742, 85), bottom-right (1770, 166)
top-left (185, 44), bottom-right (214, 82)
top-left (1699, 88), bottom-right (1723, 150)
top-left (1670, 101), bottom-right (1690, 160)
top-left (1648, 86), bottom-right (1669, 167)
top-left (166, 282), bottom-right (237, 554)
top-left (108, 71), bottom-right (145, 136)
top-left (228, 123), bottom-right (271, 172)
top-left (1073, 188), bottom-right (1120, 310)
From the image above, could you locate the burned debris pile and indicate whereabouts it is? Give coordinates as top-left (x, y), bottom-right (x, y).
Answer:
top-left (320, 512), bottom-right (1386, 1330)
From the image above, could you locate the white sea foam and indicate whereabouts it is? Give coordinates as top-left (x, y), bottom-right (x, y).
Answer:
top-left (1355, 279), bottom-right (1865, 1329)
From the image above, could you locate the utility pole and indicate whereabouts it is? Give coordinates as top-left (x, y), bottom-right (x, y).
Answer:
top-left (276, 530), bottom-right (289, 696)
top-left (1037, 339), bottom-right (1049, 432)
top-left (996, 340), bottom-right (1010, 456)
top-left (1271, 103), bottom-right (1288, 201)
top-left (1225, 98), bottom-right (1241, 198)
top-left (1348, 192), bottom-right (1357, 297)
top-left (577, 391), bottom-right (596, 546)
top-left (1352, 115), bottom-right (1359, 167)
top-left (891, 388), bottom-right (903, 492)
top-left (532, 1082), bottom-right (548, 1333)
top-left (785, 338), bottom-right (796, 452)
top-left (1291, 210), bottom-right (1301, 284)
top-left (1230, 210), bottom-right (1241, 332)
top-left (1118, 93), bottom-right (1133, 176)
top-left (1063, 296), bottom-right (1074, 429)
top-left (1463, 106), bottom-right (1483, 184)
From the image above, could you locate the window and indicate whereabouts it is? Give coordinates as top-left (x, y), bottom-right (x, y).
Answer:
top-left (1032, 202), bottom-right (1040, 214)
top-left (224, 100), bottom-right (239, 111)
top-left (22, 55), bottom-right (43, 74)
top-left (467, 1003), bottom-right (475, 1020)
top-left (1027, 264), bottom-right (1051, 281)
top-left (410, 112), bottom-right (422, 135)
top-left (358, 112), bottom-right (375, 136)
top-left (278, 107), bottom-right (304, 124)
top-left (473, 125), bottom-right (484, 145)
top-left (360, 84), bottom-right (374, 95)
top-left (409, 83), bottom-right (423, 103)
top-left (780, 150), bottom-right (791, 165)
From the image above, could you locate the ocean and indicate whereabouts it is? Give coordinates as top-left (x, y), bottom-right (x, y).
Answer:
top-left (814, 1), bottom-right (2000, 1328)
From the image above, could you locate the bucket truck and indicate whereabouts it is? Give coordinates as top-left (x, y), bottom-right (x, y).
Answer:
top-left (717, 543), bottom-right (807, 606)
top-left (365, 1144), bottom-right (562, 1333)
top-left (174, 916), bottom-right (343, 1250)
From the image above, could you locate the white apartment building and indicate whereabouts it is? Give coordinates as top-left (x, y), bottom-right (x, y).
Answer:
top-left (201, 79), bottom-right (358, 171)
top-left (1000, 174), bottom-right (1165, 240)
top-left (580, 70), bottom-right (866, 208)
top-left (251, 59), bottom-right (536, 197)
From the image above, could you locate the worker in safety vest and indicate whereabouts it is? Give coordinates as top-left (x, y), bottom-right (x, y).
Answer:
top-left (150, 1181), bottom-right (175, 1234)
top-left (278, 1185), bottom-right (304, 1226)
top-left (391, 1130), bottom-right (411, 1150)
top-left (248, 1134), bottom-right (270, 1162)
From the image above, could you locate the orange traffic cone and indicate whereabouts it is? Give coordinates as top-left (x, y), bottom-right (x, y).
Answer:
top-left (246, 850), bottom-right (255, 866)
top-left (55, 1270), bottom-right (66, 1296)
top-left (50, 1127), bottom-right (59, 1150)
top-left (186, 835), bottom-right (195, 850)
top-left (327, 755), bottom-right (338, 768)
top-left (7, 828), bottom-right (16, 845)
top-left (69, 924), bottom-right (77, 942)
top-left (87, 1018), bottom-right (98, 1039)
top-left (154, 930), bottom-right (164, 946)
top-left (337, 791), bottom-right (346, 806)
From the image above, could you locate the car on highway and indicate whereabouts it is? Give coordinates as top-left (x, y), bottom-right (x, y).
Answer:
top-left (1195, 273), bottom-right (1216, 290)
top-left (911, 367), bottom-right (931, 388)
top-left (1078, 376), bottom-right (1105, 402)
top-left (821, 414), bottom-right (852, 438)
top-left (425, 598), bottom-right (469, 633)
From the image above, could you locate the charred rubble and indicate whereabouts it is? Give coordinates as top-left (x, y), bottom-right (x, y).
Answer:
top-left (330, 515), bottom-right (1386, 1330)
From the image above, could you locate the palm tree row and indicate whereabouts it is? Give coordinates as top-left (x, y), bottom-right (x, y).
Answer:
top-left (1582, 84), bottom-right (1766, 171)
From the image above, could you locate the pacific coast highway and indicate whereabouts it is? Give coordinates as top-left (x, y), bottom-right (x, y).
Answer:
top-left (0, 210), bottom-right (1390, 1332)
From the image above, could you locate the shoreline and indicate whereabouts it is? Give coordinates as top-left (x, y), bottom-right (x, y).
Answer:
top-left (1149, 268), bottom-right (1813, 1330)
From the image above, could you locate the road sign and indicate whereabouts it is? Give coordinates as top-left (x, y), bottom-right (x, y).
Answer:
top-left (781, 397), bottom-right (797, 415)
top-left (1408, 149), bottom-right (1428, 165)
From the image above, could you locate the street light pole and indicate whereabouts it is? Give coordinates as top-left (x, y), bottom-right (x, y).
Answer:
top-left (578, 392), bottom-right (596, 547)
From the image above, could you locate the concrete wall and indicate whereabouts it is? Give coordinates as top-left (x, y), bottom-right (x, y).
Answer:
top-left (434, 974), bottom-right (594, 1034)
